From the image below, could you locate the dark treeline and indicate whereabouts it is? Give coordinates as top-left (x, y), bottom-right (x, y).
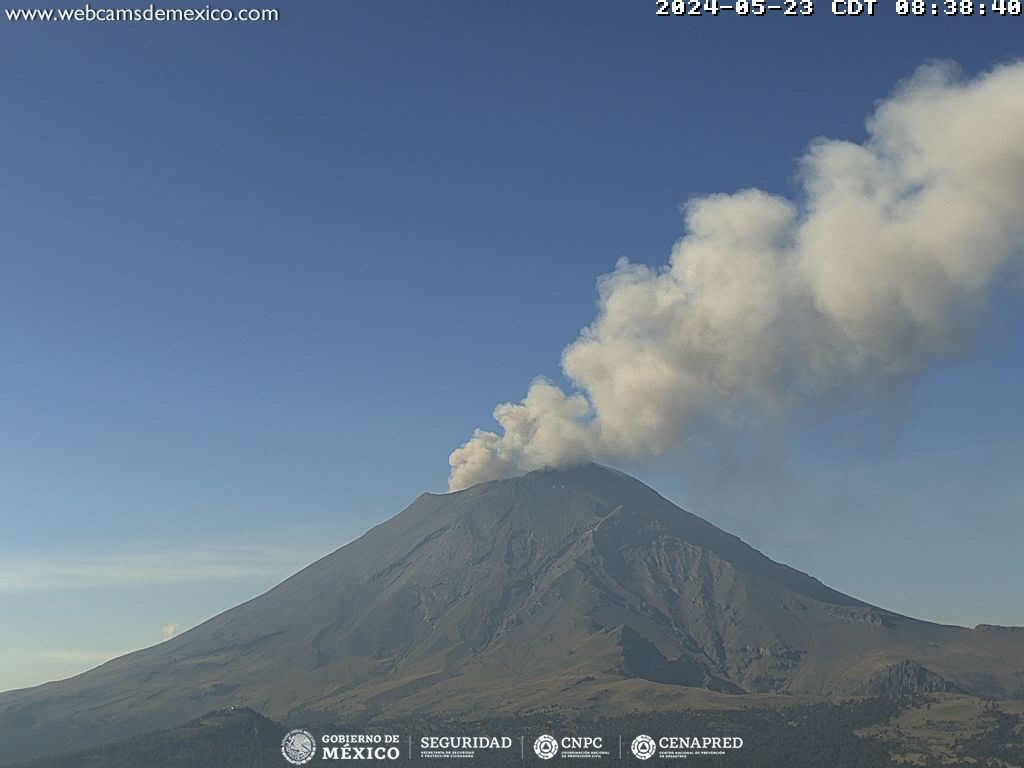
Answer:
top-left (349, 696), bottom-right (909, 767)
top-left (10, 708), bottom-right (286, 768)
top-left (10, 696), bottom-right (1024, 767)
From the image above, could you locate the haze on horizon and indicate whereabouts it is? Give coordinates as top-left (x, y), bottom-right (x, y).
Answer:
top-left (2, 3), bottom-right (1022, 696)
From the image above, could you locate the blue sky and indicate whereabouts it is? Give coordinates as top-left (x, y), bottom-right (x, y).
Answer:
top-left (2, 2), bottom-right (1022, 692)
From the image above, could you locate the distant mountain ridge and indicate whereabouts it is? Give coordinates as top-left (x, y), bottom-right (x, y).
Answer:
top-left (1, 463), bottom-right (1021, 765)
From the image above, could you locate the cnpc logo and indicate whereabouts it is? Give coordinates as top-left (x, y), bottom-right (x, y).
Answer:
top-left (533, 735), bottom-right (558, 760)
top-left (534, 734), bottom-right (605, 759)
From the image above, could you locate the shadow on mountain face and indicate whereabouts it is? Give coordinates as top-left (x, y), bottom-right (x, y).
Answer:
top-left (1, 464), bottom-right (1021, 765)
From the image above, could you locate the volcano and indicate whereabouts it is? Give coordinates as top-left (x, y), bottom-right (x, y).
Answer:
top-left (1, 463), bottom-right (1021, 764)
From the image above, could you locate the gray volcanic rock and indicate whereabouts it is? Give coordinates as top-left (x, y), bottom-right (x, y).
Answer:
top-left (860, 660), bottom-right (964, 696)
top-left (0, 463), bottom-right (1021, 764)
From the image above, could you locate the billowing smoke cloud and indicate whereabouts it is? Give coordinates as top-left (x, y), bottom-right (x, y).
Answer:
top-left (449, 61), bottom-right (1024, 492)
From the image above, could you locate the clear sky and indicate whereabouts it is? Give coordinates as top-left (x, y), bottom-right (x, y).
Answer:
top-left (2, 1), bottom-right (1022, 693)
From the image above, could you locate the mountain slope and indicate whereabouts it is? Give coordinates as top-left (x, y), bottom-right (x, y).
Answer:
top-left (1, 464), bottom-right (1021, 764)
